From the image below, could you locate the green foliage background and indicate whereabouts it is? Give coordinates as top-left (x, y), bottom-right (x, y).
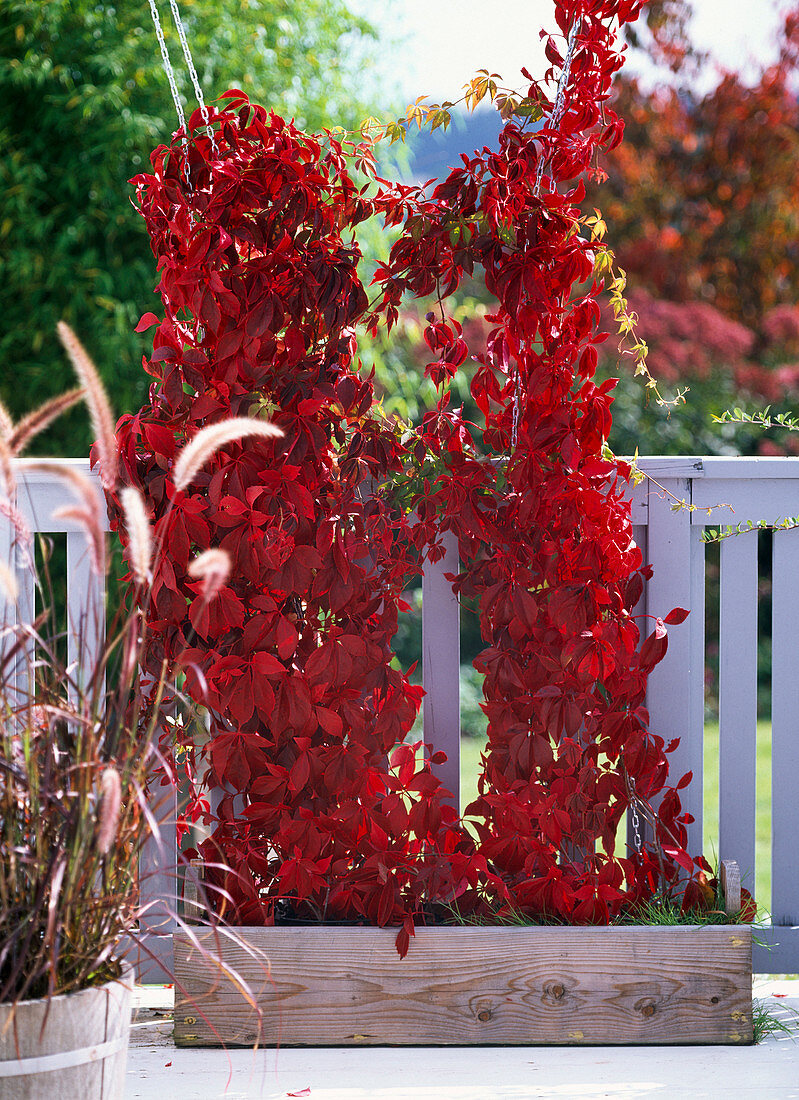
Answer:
top-left (0, 0), bottom-right (380, 455)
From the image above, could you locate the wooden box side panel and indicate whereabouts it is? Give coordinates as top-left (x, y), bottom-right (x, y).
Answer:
top-left (174, 925), bottom-right (752, 1047)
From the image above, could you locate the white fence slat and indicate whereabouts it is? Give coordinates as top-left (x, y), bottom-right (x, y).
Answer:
top-left (688, 522), bottom-right (706, 847)
top-left (0, 507), bottom-right (15, 682)
top-left (626, 523), bottom-right (647, 855)
top-left (718, 532), bottom-right (758, 888)
top-left (422, 529), bottom-right (460, 808)
top-left (66, 530), bottom-right (104, 696)
top-left (631, 524), bottom-right (647, 620)
top-left (644, 478), bottom-right (704, 856)
top-left (771, 527), bottom-right (799, 926)
top-left (627, 482), bottom-right (648, 526)
top-left (135, 781), bottom-right (179, 965)
top-left (12, 539), bottom-right (36, 710)
top-left (118, 929), bottom-right (174, 984)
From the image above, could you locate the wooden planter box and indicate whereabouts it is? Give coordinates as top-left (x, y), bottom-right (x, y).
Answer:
top-left (173, 923), bottom-right (752, 1046)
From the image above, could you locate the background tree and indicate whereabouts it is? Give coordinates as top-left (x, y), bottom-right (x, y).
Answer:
top-left (0, 0), bottom-right (378, 455)
top-left (590, 3), bottom-right (799, 457)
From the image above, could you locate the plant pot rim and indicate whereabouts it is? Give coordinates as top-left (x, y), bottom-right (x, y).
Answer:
top-left (0, 960), bottom-right (134, 1010)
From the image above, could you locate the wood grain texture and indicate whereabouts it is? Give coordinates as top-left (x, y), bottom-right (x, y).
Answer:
top-left (721, 860), bottom-right (742, 916)
top-left (173, 925), bottom-right (752, 1047)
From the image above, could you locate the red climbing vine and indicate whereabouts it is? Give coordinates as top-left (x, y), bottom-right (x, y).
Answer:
top-left (113, 0), bottom-right (711, 949)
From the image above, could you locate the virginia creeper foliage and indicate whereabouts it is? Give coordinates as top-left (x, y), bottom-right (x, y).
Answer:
top-left (114, 0), bottom-right (710, 947)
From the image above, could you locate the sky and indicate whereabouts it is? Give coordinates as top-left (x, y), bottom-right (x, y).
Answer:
top-left (349, 0), bottom-right (788, 105)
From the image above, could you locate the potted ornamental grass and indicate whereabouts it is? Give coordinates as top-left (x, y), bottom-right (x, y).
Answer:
top-left (0, 325), bottom-right (280, 1095)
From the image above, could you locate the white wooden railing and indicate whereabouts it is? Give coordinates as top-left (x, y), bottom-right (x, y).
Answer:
top-left (3, 457), bottom-right (798, 975)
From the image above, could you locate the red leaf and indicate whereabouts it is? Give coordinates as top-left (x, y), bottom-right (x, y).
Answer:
top-left (251, 651), bottom-right (285, 677)
top-left (664, 845), bottom-right (695, 873)
top-left (289, 752), bottom-right (311, 793)
top-left (395, 914), bottom-right (415, 959)
top-left (316, 706), bottom-right (343, 737)
top-left (276, 617), bottom-right (298, 660)
top-left (135, 312), bottom-right (161, 332)
top-left (377, 880), bottom-right (395, 926)
top-left (664, 607), bottom-right (690, 625)
top-left (639, 627), bottom-right (668, 669)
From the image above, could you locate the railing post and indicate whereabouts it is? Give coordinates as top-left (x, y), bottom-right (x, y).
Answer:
top-left (129, 779), bottom-right (178, 982)
top-left (66, 528), bottom-right (105, 695)
top-left (422, 529), bottom-right (461, 808)
top-left (127, 663), bottom-right (179, 982)
top-left (771, 527), bottom-right (799, 926)
top-left (718, 532), bottom-right (758, 890)
top-left (0, 501), bottom-right (15, 682)
top-left (644, 471), bottom-right (704, 858)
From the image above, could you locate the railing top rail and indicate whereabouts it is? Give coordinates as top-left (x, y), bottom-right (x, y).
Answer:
top-left (11, 456), bottom-right (95, 475)
top-left (8, 459), bottom-right (109, 534)
top-left (9, 455), bottom-right (799, 502)
top-left (634, 456), bottom-right (799, 479)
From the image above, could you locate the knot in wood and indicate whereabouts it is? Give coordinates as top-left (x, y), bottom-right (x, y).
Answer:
top-left (551, 983), bottom-right (565, 1000)
top-left (641, 1003), bottom-right (656, 1018)
top-left (477, 1009), bottom-right (493, 1022)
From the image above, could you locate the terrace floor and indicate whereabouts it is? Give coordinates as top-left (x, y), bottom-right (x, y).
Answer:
top-left (127, 980), bottom-right (799, 1100)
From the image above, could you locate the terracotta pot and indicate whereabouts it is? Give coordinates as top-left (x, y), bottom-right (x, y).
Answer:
top-left (0, 963), bottom-right (133, 1099)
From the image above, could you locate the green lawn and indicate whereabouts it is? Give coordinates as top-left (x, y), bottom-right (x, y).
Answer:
top-left (460, 720), bottom-right (772, 911)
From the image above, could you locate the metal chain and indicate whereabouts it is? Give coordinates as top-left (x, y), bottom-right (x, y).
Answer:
top-left (147, 0), bottom-right (192, 188)
top-left (166, 0), bottom-right (219, 156)
top-left (147, 0), bottom-right (187, 138)
top-left (533, 18), bottom-right (581, 198)
top-left (510, 368), bottom-right (522, 451)
top-left (630, 796), bottom-right (643, 855)
top-left (509, 20), bottom-right (581, 455)
top-left (625, 773), bottom-right (645, 854)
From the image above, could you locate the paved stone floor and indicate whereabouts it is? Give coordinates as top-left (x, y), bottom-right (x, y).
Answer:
top-left (127, 980), bottom-right (799, 1100)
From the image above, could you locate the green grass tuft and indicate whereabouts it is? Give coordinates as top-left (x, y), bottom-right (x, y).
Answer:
top-left (752, 998), bottom-right (799, 1044)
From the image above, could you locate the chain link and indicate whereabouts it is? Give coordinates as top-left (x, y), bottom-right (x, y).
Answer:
top-left (626, 773), bottom-right (644, 854)
top-left (167, 0), bottom-right (219, 157)
top-left (630, 796), bottom-right (643, 854)
top-left (510, 366), bottom-right (522, 452)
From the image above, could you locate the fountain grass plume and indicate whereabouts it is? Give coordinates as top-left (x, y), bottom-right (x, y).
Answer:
top-left (172, 418), bottom-right (283, 491)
